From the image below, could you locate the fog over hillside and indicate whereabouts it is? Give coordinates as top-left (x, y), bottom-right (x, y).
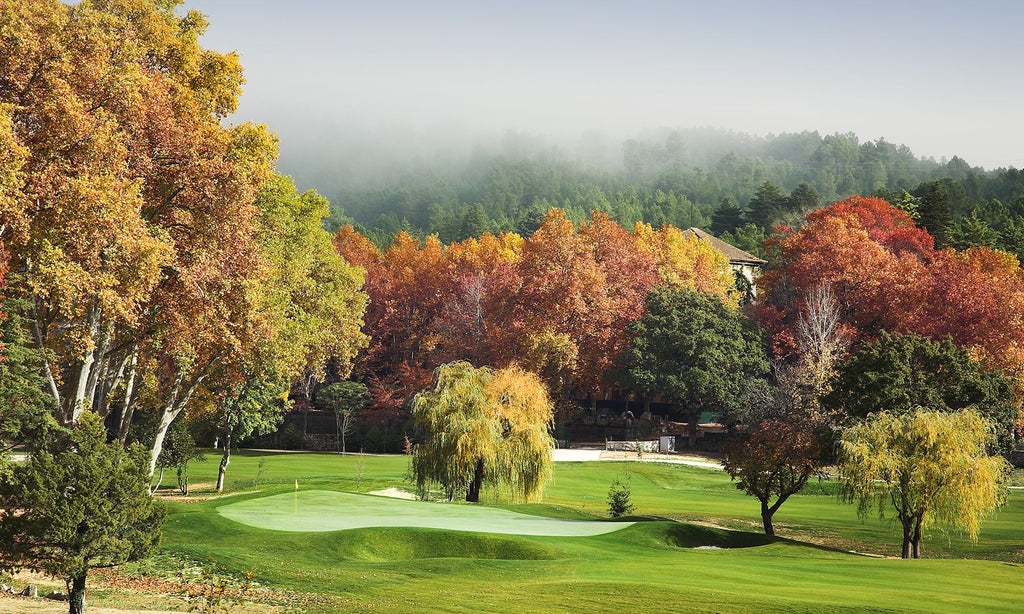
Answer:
top-left (183, 0), bottom-right (1024, 198)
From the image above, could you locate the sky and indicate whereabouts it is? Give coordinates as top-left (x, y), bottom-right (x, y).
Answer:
top-left (182, 0), bottom-right (1024, 173)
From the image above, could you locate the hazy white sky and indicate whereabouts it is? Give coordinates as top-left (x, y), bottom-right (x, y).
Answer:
top-left (183, 0), bottom-right (1024, 170)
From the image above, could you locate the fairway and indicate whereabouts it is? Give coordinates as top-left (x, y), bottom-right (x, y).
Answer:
top-left (217, 489), bottom-right (634, 536)
top-left (154, 454), bottom-right (1024, 613)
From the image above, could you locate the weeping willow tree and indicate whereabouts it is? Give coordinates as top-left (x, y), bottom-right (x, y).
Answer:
top-left (411, 362), bottom-right (554, 502)
top-left (838, 408), bottom-right (1010, 559)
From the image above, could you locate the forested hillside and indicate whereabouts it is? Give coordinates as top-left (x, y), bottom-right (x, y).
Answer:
top-left (320, 129), bottom-right (1024, 260)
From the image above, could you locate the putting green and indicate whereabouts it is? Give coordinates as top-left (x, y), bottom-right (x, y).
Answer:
top-left (217, 490), bottom-right (632, 536)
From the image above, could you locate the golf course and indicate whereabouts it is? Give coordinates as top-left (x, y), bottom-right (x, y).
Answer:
top-left (33, 449), bottom-right (1001, 613)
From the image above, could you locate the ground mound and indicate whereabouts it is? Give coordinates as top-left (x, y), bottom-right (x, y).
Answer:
top-left (612, 520), bottom-right (777, 550)
top-left (217, 489), bottom-right (633, 537)
top-left (320, 526), bottom-right (562, 562)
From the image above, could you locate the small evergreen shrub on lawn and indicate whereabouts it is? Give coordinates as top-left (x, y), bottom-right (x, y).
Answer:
top-left (607, 476), bottom-right (635, 517)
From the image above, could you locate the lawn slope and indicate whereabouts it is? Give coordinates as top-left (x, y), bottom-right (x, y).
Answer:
top-left (157, 452), bottom-right (1024, 612)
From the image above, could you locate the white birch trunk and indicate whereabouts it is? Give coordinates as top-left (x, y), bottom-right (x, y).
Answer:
top-left (31, 299), bottom-right (61, 408)
top-left (148, 369), bottom-right (209, 477)
top-left (117, 349), bottom-right (139, 444)
top-left (69, 305), bottom-right (101, 423)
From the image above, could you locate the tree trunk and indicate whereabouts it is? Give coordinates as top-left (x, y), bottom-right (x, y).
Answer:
top-left (911, 516), bottom-right (923, 559)
top-left (901, 518), bottom-right (913, 559)
top-left (84, 323), bottom-right (110, 417)
top-left (69, 304), bottom-right (102, 424)
top-left (116, 351), bottom-right (139, 445)
top-left (466, 458), bottom-right (484, 502)
top-left (687, 410), bottom-right (698, 449)
top-left (177, 463), bottom-right (189, 496)
top-left (341, 413), bottom-right (352, 455)
top-left (151, 467), bottom-right (165, 494)
top-left (68, 571), bottom-right (86, 614)
top-left (31, 297), bottom-right (62, 408)
top-left (760, 500), bottom-right (776, 536)
top-left (148, 369), bottom-right (207, 478)
top-left (95, 347), bottom-right (131, 420)
top-left (216, 429), bottom-right (231, 492)
top-left (149, 406), bottom-right (181, 478)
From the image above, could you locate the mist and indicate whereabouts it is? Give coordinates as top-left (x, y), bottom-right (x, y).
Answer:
top-left (183, 0), bottom-right (1024, 198)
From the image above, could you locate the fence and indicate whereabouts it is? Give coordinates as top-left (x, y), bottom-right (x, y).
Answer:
top-left (604, 440), bottom-right (659, 453)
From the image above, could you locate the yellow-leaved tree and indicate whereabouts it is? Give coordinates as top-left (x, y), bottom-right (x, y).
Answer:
top-left (411, 361), bottom-right (554, 503)
top-left (838, 408), bottom-right (1010, 559)
top-left (632, 222), bottom-right (740, 307)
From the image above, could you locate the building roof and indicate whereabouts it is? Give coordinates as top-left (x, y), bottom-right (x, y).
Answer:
top-left (683, 227), bottom-right (767, 266)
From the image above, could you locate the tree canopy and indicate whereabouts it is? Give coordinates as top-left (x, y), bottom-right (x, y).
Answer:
top-left (838, 409), bottom-right (1009, 559)
top-left (334, 210), bottom-right (742, 430)
top-left (411, 362), bottom-right (554, 503)
top-left (758, 196), bottom-right (1024, 404)
top-left (0, 413), bottom-right (164, 613)
top-left (723, 419), bottom-right (821, 536)
top-left (622, 287), bottom-right (769, 447)
top-left (825, 332), bottom-right (1017, 449)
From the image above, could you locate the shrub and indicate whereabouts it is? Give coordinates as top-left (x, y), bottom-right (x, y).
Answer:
top-left (607, 476), bottom-right (635, 517)
top-left (280, 424), bottom-right (303, 450)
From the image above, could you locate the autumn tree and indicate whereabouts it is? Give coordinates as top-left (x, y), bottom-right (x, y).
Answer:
top-left (777, 283), bottom-right (851, 431)
top-left (0, 413), bottom-right (164, 614)
top-left (723, 420), bottom-right (821, 536)
top-left (761, 196), bottom-right (1024, 411)
top-left (411, 362), bottom-right (554, 503)
top-left (623, 287), bottom-right (769, 448)
top-left (839, 409), bottom-right (1010, 559)
top-left (202, 175), bottom-right (367, 489)
top-left (138, 120), bottom-right (278, 477)
top-left (485, 210), bottom-right (608, 394)
top-left (338, 230), bottom-right (451, 421)
top-left (632, 222), bottom-right (739, 304)
top-left (441, 231), bottom-right (523, 367)
top-left (574, 212), bottom-right (660, 395)
top-left (795, 284), bottom-right (848, 399)
top-left (757, 195), bottom-right (934, 356)
top-left (916, 247), bottom-right (1024, 388)
top-left (0, 0), bottom-right (284, 471)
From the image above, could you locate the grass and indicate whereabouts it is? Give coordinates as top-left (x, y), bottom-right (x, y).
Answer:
top-left (137, 450), bottom-right (1024, 612)
top-left (218, 489), bottom-right (632, 535)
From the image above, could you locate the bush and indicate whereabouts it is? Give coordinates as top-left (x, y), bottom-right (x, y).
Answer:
top-left (280, 424), bottom-right (303, 450)
top-left (607, 476), bottom-right (635, 517)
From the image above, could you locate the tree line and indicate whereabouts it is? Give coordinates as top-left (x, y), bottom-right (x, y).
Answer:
top-left (324, 129), bottom-right (1024, 261)
top-left (332, 210), bottom-right (740, 447)
top-left (394, 192), bottom-right (1019, 555)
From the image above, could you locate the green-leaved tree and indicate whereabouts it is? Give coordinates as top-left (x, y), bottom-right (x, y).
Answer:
top-left (0, 296), bottom-right (56, 454)
top-left (825, 332), bottom-right (1017, 450)
top-left (0, 413), bottom-right (164, 614)
top-left (623, 287), bottom-right (769, 448)
top-left (316, 381), bottom-right (370, 453)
